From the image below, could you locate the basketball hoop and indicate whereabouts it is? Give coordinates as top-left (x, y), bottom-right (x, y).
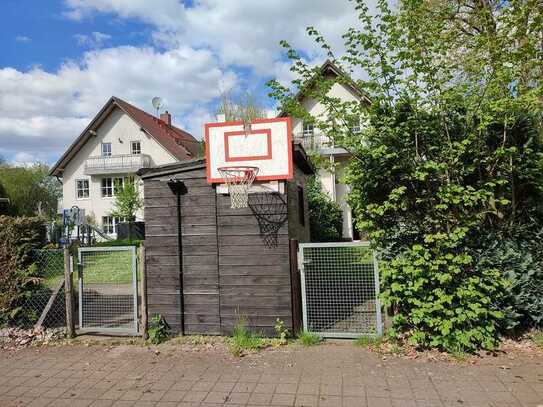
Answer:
top-left (218, 166), bottom-right (259, 208)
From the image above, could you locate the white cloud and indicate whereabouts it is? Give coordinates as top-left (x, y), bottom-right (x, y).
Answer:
top-left (64, 0), bottom-right (361, 78)
top-left (0, 45), bottom-right (237, 163)
top-left (2, 0), bottom-right (369, 165)
top-left (74, 31), bottom-right (111, 48)
top-left (63, 0), bottom-right (186, 30)
top-left (15, 35), bottom-right (31, 43)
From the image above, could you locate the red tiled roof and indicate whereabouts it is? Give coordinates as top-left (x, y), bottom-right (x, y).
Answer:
top-left (113, 97), bottom-right (200, 160)
top-left (50, 96), bottom-right (200, 176)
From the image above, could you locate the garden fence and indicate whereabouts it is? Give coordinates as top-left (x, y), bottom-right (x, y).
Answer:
top-left (20, 249), bottom-right (67, 329)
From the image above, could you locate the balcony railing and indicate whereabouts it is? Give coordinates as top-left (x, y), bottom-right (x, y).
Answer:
top-left (293, 131), bottom-right (335, 152)
top-left (84, 154), bottom-right (152, 175)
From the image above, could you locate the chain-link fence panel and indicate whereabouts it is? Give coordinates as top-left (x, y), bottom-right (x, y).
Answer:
top-left (19, 249), bottom-right (67, 329)
top-left (78, 246), bottom-right (138, 334)
top-left (299, 242), bottom-right (382, 338)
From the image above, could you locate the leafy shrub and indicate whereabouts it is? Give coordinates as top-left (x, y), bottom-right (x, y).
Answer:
top-left (383, 244), bottom-right (509, 352)
top-left (269, 0), bottom-right (543, 353)
top-left (0, 216), bottom-right (46, 326)
top-left (306, 176), bottom-right (343, 242)
top-left (474, 230), bottom-right (543, 329)
top-left (298, 331), bottom-right (321, 346)
top-left (148, 314), bottom-right (170, 345)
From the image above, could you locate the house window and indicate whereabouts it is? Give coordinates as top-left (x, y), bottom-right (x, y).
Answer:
top-left (101, 142), bottom-right (112, 157)
top-left (302, 122), bottom-right (314, 137)
top-left (131, 141), bottom-right (141, 155)
top-left (349, 117), bottom-right (361, 134)
top-left (101, 177), bottom-right (124, 197)
top-left (298, 186), bottom-right (305, 226)
top-left (102, 216), bottom-right (114, 234)
top-left (114, 177), bottom-right (124, 194)
top-left (101, 216), bottom-right (125, 234)
top-left (76, 179), bottom-right (89, 199)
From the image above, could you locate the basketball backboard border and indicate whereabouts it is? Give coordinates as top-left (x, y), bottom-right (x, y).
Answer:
top-left (205, 117), bottom-right (293, 184)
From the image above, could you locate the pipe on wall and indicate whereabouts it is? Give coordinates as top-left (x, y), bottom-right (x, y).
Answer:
top-left (167, 178), bottom-right (187, 335)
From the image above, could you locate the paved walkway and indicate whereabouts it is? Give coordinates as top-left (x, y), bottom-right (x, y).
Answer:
top-left (1, 342), bottom-right (542, 407)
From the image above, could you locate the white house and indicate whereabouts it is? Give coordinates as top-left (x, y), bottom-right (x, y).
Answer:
top-left (282, 60), bottom-right (370, 240)
top-left (50, 96), bottom-right (199, 236)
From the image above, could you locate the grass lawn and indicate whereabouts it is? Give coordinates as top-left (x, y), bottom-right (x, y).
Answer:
top-left (80, 250), bottom-right (134, 284)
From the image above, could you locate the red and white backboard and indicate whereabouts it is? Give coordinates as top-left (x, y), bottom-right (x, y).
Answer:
top-left (205, 117), bottom-right (293, 184)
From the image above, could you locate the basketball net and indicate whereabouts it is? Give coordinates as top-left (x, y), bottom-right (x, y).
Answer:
top-left (218, 166), bottom-right (259, 208)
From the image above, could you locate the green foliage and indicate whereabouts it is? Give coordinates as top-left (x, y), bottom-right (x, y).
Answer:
top-left (0, 163), bottom-right (60, 218)
top-left (269, 0), bottom-right (543, 351)
top-left (475, 230), bottom-right (543, 329)
top-left (306, 176), bottom-right (343, 242)
top-left (228, 315), bottom-right (265, 356)
top-left (0, 216), bottom-right (46, 326)
top-left (110, 180), bottom-right (143, 222)
top-left (148, 314), bottom-right (170, 345)
top-left (298, 331), bottom-right (321, 346)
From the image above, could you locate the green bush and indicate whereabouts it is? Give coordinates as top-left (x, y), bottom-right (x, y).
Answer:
top-left (0, 216), bottom-right (46, 326)
top-left (148, 314), bottom-right (170, 345)
top-left (474, 230), bottom-right (543, 329)
top-left (306, 176), bottom-right (343, 242)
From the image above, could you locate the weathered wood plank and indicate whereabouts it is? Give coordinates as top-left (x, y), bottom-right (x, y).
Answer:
top-left (184, 255), bottom-right (218, 266)
top-left (219, 254), bottom-right (289, 266)
top-left (220, 295), bottom-right (291, 307)
top-left (218, 245), bottom-right (288, 256)
top-left (219, 275), bottom-right (290, 286)
top-left (219, 285), bottom-right (291, 296)
top-left (219, 264), bottom-right (290, 276)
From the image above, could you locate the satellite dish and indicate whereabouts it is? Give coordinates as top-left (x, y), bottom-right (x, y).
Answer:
top-left (152, 97), bottom-right (163, 117)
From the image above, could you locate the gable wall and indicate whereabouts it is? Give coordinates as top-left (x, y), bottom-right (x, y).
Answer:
top-left (61, 108), bottom-right (178, 225)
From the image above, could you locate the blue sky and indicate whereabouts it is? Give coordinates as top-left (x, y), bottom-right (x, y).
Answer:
top-left (0, 0), bottom-right (359, 165)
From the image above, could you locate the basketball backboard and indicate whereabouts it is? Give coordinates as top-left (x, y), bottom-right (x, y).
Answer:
top-left (205, 117), bottom-right (293, 184)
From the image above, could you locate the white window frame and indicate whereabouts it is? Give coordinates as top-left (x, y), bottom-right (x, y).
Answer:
top-left (75, 179), bottom-right (90, 199)
top-left (101, 177), bottom-right (113, 197)
top-left (102, 177), bottom-right (125, 198)
top-left (102, 216), bottom-right (126, 235)
top-left (302, 122), bottom-right (314, 137)
top-left (101, 142), bottom-right (112, 157)
top-left (131, 141), bottom-right (141, 155)
top-left (102, 216), bottom-right (114, 234)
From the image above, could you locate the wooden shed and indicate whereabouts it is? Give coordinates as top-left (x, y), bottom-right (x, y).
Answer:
top-left (138, 144), bottom-right (313, 336)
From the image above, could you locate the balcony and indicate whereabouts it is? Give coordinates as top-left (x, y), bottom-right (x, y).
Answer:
top-left (84, 154), bottom-right (152, 175)
top-left (293, 132), bottom-right (348, 155)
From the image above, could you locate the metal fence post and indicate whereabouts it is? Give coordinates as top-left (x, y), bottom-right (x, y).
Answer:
top-left (64, 246), bottom-right (75, 338)
top-left (139, 244), bottom-right (148, 340)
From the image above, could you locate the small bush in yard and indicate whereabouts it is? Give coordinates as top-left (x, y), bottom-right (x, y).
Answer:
top-left (148, 315), bottom-right (170, 345)
top-left (0, 216), bottom-right (46, 327)
top-left (298, 331), bottom-right (321, 346)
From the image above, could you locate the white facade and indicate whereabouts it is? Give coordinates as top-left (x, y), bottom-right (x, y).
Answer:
top-left (291, 81), bottom-right (362, 240)
top-left (60, 107), bottom-right (178, 235)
